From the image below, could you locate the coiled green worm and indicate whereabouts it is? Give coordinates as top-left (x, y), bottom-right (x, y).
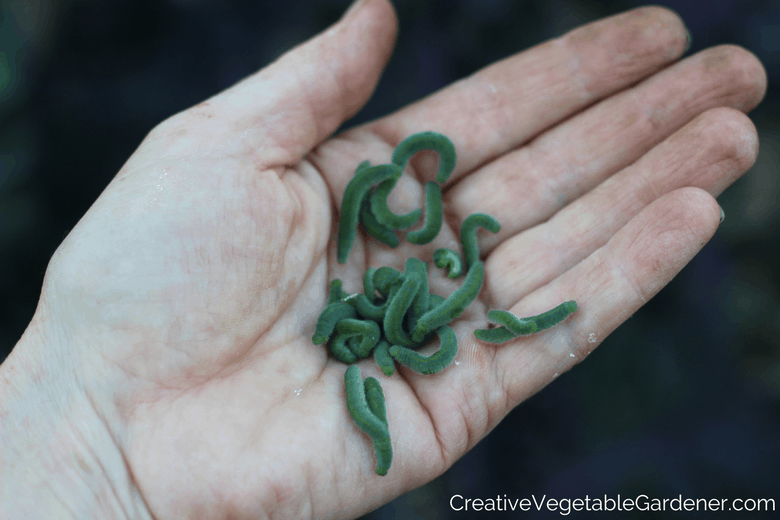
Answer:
top-left (354, 294), bottom-right (387, 322)
top-left (383, 274), bottom-right (421, 348)
top-left (363, 268), bottom-right (378, 304)
top-left (412, 261), bottom-right (484, 343)
top-left (313, 302), bottom-right (357, 345)
top-left (460, 213), bottom-right (501, 271)
top-left (369, 179), bottom-right (422, 229)
top-left (345, 365), bottom-right (392, 476)
top-left (338, 164), bottom-right (403, 263)
top-left (433, 248), bottom-right (463, 279)
top-left (328, 332), bottom-right (359, 364)
top-left (487, 310), bottom-right (537, 335)
top-left (360, 192), bottom-right (400, 248)
top-left (406, 182), bottom-right (443, 245)
top-left (363, 376), bottom-right (392, 475)
top-left (391, 131), bottom-right (457, 184)
top-left (336, 319), bottom-right (381, 358)
top-left (390, 325), bottom-right (458, 375)
top-left (328, 279), bottom-right (349, 304)
top-left (373, 267), bottom-right (404, 297)
top-left (373, 338), bottom-right (395, 376)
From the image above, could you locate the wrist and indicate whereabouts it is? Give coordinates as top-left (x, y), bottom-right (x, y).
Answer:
top-left (1, 318), bottom-right (152, 520)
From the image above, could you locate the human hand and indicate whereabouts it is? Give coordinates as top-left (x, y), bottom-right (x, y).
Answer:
top-left (0, 0), bottom-right (765, 518)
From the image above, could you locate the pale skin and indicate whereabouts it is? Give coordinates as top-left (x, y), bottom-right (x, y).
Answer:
top-left (0, 0), bottom-right (767, 518)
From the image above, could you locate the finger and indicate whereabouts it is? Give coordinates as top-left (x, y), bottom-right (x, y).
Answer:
top-left (364, 6), bottom-right (688, 184)
top-left (490, 187), bottom-right (722, 412)
top-left (486, 107), bottom-right (758, 310)
top-left (447, 45), bottom-right (767, 250)
top-left (154, 0), bottom-right (397, 167)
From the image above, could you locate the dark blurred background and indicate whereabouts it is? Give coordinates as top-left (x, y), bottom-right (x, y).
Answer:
top-left (1, 0), bottom-right (778, 517)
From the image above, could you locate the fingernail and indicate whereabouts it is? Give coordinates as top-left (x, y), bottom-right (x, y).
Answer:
top-left (343, 0), bottom-right (366, 19)
top-left (719, 205), bottom-right (725, 224)
top-left (684, 28), bottom-right (692, 53)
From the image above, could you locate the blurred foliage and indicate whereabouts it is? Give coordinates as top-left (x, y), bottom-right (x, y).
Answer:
top-left (1, 0), bottom-right (778, 517)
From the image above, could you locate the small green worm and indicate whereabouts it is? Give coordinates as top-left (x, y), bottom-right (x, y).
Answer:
top-left (391, 131), bottom-right (457, 184)
top-left (337, 319), bottom-right (381, 358)
top-left (369, 179), bottom-right (422, 229)
top-left (405, 258), bottom-right (430, 325)
top-left (328, 333), bottom-right (359, 364)
top-left (412, 261), bottom-right (484, 343)
top-left (359, 193), bottom-right (400, 248)
top-left (354, 294), bottom-right (387, 322)
top-left (473, 326), bottom-right (518, 343)
top-left (338, 163), bottom-right (403, 264)
top-left (372, 338), bottom-right (395, 376)
top-left (383, 274), bottom-right (422, 348)
top-left (363, 376), bottom-right (392, 475)
top-left (390, 325), bottom-right (458, 375)
top-left (373, 267), bottom-right (404, 296)
top-left (312, 302), bottom-right (357, 345)
top-left (526, 301), bottom-right (578, 330)
top-left (460, 213), bottom-right (501, 271)
top-left (406, 182), bottom-right (443, 245)
top-left (433, 248), bottom-right (463, 279)
top-left (487, 310), bottom-right (537, 335)
top-left (345, 365), bottom-right (392, 476)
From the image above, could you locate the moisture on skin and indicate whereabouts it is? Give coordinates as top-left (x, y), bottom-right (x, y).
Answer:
top-left (391, 131), bottom-right (457, 184)
top-left (390, 325), bottom-right (458, 375)
top-left (412, 261), bottom-right (484, 343)
top-left (460, 213), bottom-right (501, 271)
top-left (433, 248), bottom-right (463, 279)
top-left (407, 182), bottom-right (443, 245)
top-left (338, 163), bottom-right (403, 264)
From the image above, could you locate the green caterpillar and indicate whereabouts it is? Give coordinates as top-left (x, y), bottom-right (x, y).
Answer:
top-left (460, 213), bottom-right (501, 271)
top-left (433, 248), bottom-right (463, 279)
top-left (338, 163), bottom-right (402, 264)
top-left (474, 301), bottom-right (579, 343)
top-left (391, 131), bottom-right (457, 184)
top-left (412, 261), bottom-right (484, 343)
top-left (345, 366), bottom-right (392, 476)
top-left (406, 182), bottom-right (443, 245)
top-left (390, 325), bottom-right (458, 375)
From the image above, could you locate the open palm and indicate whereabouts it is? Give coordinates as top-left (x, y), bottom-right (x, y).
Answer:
top-left (20, 1), bottom-right (765, 519)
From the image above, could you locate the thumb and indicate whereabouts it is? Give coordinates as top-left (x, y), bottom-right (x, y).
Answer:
top-left (200, 0), bottom-right (398, 165)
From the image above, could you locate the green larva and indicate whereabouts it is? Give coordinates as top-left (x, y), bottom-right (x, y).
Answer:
top-left (337, 319), bottom-right (381, 358)
top-left (327, 279), bottom-right (349, 304)
top-left (460, 213), bottom-right (501, 271)
top-left (345, 365), bottom-right (392, 476)
top-left (405, 258), bottom-right (430, 324)
top-left (338, 163), bottom-right (403, 264)
top-left (329, 333), bottom-right (359, 363)
top-left (433, 248), bottom-right (463, 279)
top-left (390, 325), bottom-right (458, 375)
top-left (406, 182), bottom-right (443, 245)
top-left (391, 131), bottom-right (457, 184)
top-left (313, 301), bottom-right (357, 345)
top-left (370, 178), bottom-right (422, 229)
top-left (526, 300), bottom-right (578, 330)
top-left (473, 326), bottom-right (517, 344)
top-left (373, 267), bottom-right (404, 297)
top-left (487, 310), bottom-right (537, 335)
top-left (359, 193), bottom-right (400, 248)
top-left (363, 376), bottom-right (392, 475)
top-left (412, 261), bottom-right (484, 343)
top-left (383, 274), bottom-right (421, 348)
top-left (354, 294), bottom-right (387, 322)
top-left (373, 338), bottom-right (395, 376)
